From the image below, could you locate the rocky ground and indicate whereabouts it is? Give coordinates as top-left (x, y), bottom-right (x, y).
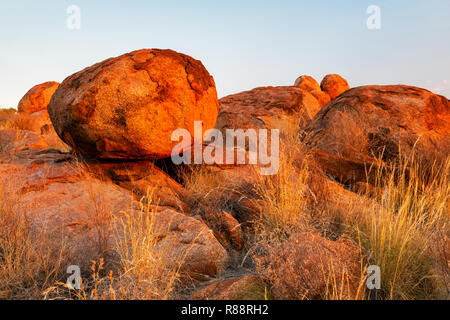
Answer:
top-left (0, 48), bottom-right (448, 300)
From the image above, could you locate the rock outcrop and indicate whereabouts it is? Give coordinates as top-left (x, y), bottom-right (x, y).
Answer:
top-left (87, 160), bottom-right (188, 212)
top-left (0, 150), bottom-right (228, 281)
top-left (15, 82), bottom-right (65, 147)
top-left (48, 49), bottom-right (219, 160)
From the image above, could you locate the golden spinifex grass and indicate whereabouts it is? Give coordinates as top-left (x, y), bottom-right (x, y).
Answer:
top-left (8, 112), bottom-right (37, 132)
top-left (46, 191), bottom-right (201, 300)
top-left (0, 173), bottom-right (66, 299)
top-left (0, 128), bottom-right (31, 153)
top-left (251, 140), bottom-right (312, 240)
top-left (347, 156), bottom-right (449, 299)
top-left (113, 196), bottom-right (200, 300)
top-left (0, 108), bottom-right (16, 128)
top-left (321, 263), bottom-right (368, 300)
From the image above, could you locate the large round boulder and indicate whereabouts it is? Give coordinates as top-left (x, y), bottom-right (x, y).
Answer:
top-left (320, 74), bottom-right (350, 99)
top-left (48, 49), bottom-right (219, 159)
top-left (303, 85), bottom-right (450, 175)
top-left (18, 81), bottom-right (59, 114)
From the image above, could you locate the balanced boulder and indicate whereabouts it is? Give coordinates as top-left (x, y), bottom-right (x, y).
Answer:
top-left (48, 49), bottom-right (219, 160)
top-left (17, 81), bottom-right (59, 114)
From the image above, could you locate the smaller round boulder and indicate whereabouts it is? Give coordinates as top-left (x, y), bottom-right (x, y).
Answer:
top-left (294, 75), bottom-right (321, 92)
top-left (18, 81), bottom-right (60, 114)
top-left (320, 74), bottom-right (350, 99)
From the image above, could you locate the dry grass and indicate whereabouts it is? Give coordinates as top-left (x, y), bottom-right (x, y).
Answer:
top-left (319, 109), bottom-right (368, 160)
top-left (112, 198), bottom-right (195, 299)
top-left (45, 193), bottom-right (197, 300)
top-left (0, 111), bottom-right (38, 131)
top-left (0, 129), bottom-right (32, 154)
top-left (0, 108), bottom-right (16, 128)
top-left (346, 156), bottom-right (449, 299)
top-left (251, 141), bottom-right (312, 241)
top-left (8, 113), bottom-right (37, 131)
top-left (0, 173), bottom-right (67, 299)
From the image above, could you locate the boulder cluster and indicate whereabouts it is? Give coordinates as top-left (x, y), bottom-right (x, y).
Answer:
top-left (1, 48), bottom-right (449, 298)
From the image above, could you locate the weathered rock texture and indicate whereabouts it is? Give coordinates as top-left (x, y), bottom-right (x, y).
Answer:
top-left (216, 86), bottom-right (321, 141)
top-left (48, 49), bottom-right (219, 160)
top-left (87, 161), bottom-right (188, 212)
top-left (0, 129), bottom-right (47, 153)
top-left (0, 151), bottom-right (228, 281)
top-left (320, 74), bottom-right (350, 99)
top-left (17, 81), bottom-right (59, 114)
top-left (202, 210), bottom-right (244, 251)
top-left (147, 208), bottom-right (229, 282)
top-left (262, 232), bottom-right (365, 300)
top-left (303, 85), bottom-right (450, 179)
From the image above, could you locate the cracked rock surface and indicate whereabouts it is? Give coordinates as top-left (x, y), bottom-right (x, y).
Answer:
top-left (48, 49), bottom-right (219, 160)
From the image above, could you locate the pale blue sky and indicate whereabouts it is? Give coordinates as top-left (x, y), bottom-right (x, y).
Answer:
top-left (1, 0), bottom-right (449, 108)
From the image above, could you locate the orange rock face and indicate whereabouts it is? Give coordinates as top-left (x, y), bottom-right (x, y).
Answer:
top-left (48, 49), bottom-right (219, 160)
top-left (304, 85), bottom-right (450, 174)
top-left (147, 208), bottom-right (229, 282)
top-left (87, 160), bottom-right (189, 212)
top-left (320, 74), bottom-right (350, 99)
top-left (17, 81), bottom-right (59, 114)
top-left (262, 232), bottom-right (365, 300)
top-left (216, 86), bottom-right (322, 139)
top-left (0, 129), bottom-right (48, 153)
top-left (0, 150), bottom-right (228, 281)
